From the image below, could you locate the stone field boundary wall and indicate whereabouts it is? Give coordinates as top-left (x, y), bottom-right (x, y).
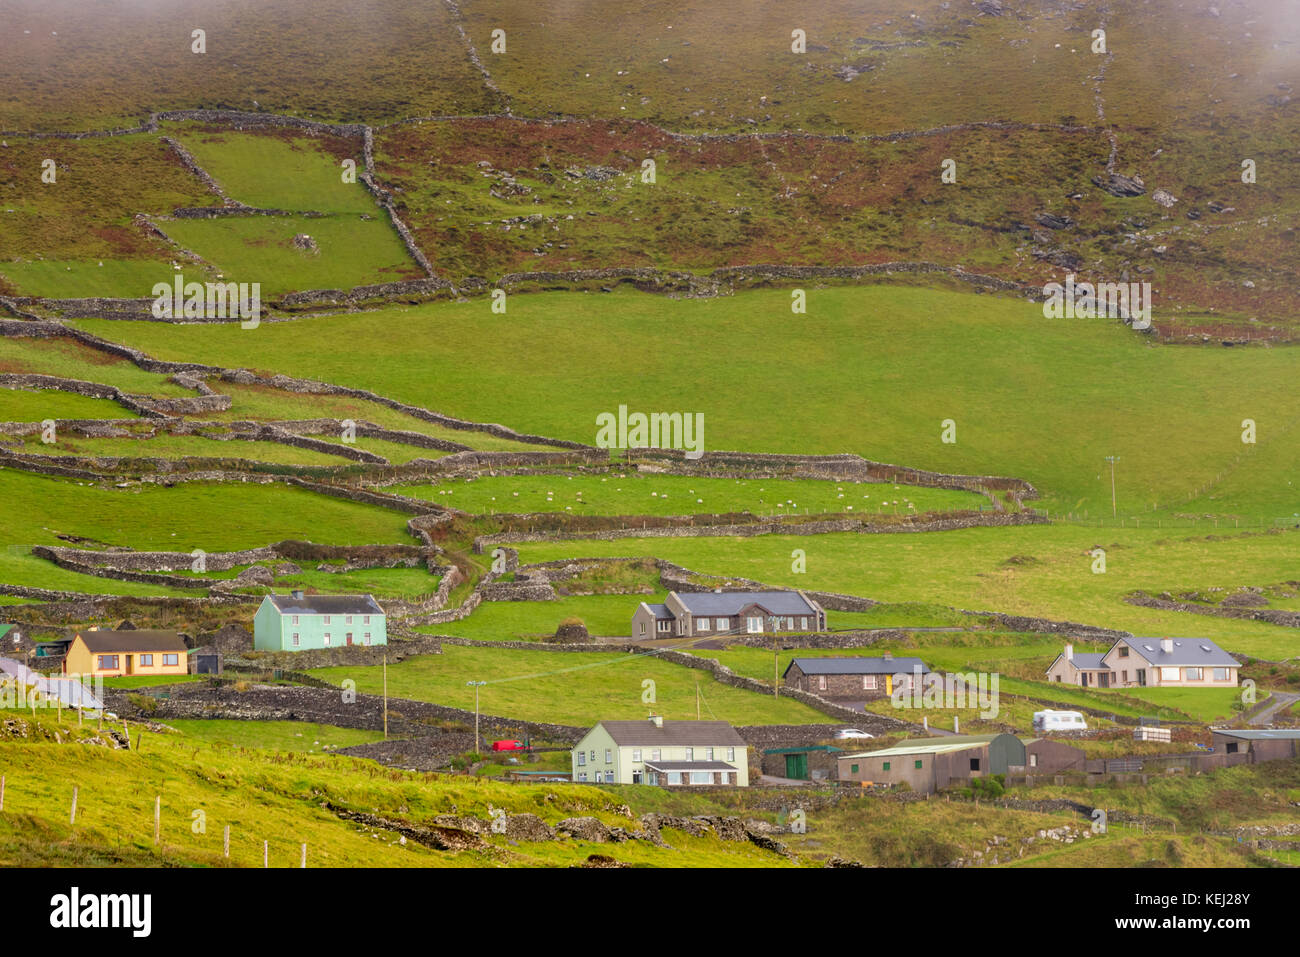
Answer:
top-left (106, 682), bottom-right (582, 742)
top-left (1126, 592), bottom-right (1300, 629)
top-left (473, 509), bottom-right (1046, 550)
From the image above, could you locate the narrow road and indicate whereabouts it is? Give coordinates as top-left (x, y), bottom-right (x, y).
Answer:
top-left (1248, 692), bottom-right (1300, 726)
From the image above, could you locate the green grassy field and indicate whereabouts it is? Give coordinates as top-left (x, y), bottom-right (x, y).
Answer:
top-left (0, 336), bottom-right (193, 397)
top-left (516, 523), bottom-right (1300, 659)
top-left (72, 285), bottom-right (1300, 520)
top-left (159, 214), bottom-right (421, 296)
top-left (0, 469), bottom-right (409, 552)
top-left (173, 128), bottom-right (373, 214)
top-left (392, 471), bottom-right (987, 517)
top-left (0, 388), bottom-right (136, 423)
top-left (420, 593), bottom-right (667, 641)
top-left (310, 643), bottom-right (827, 726)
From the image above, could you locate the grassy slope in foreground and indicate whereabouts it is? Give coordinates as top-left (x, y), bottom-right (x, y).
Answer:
top-left (0, 711), bottom-right (787, 868)
top-left (71, 285), bottom-right (1300, 520)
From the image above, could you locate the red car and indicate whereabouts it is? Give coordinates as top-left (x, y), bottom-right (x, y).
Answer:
top-left (491, 739), bottom-right (527, 752)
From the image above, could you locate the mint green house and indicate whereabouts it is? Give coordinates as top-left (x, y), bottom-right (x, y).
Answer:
top-left (253, 591), bottom-right (387, 651)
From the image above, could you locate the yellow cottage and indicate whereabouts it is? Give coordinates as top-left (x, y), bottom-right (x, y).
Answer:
top-left (63, 630), bottom-right (189, 679)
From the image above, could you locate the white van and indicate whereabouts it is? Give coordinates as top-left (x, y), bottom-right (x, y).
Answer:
top-left (1032, 710), bottom-right (1088, 732)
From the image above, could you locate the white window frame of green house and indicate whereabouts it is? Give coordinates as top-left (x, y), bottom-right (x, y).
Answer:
top-left (727, 748), bottom-right (735, 762)
top-left (705, 748), bottom-right (714, 761)
top-left (590, 750), bottom-right (596, 762)
top-left (632, 749), bottom-right (642, 762)
top-left (1213, 667), bottom-right (1229, 681)
top-left (577, 772), bottom-right (588, 782)
top-left (697, 618), bottom-right (710, 632)
top-left (323, 615), bottom-right (331, 625)
top-left (577, 752), bottom-right (586, 766)
top-left (292, 615), bottom-right (299, 625)
top-left (747, 616), bottom-right (763, 633)
top-left (1160, 666), bottom-right (1180, 682)
top-left (323, 633), bottom-right (331, 647)
top-left (364, 632), bottom-right (371, 646)
top-left (140, 654), bottom-right (153, 667)
top-left (346, 632), bottom-right (354, 646)
top-left (346, 616), bottom-right (353, 625)
top-left (363, 615), bottom-right (371, 625)
top-left (604, 749), bottom-right (612, 764)
top-left (1185, 667), bottom-right (1202, 681)
top-left (292, 633), bottom-right (300, 647)
top-left (163, 653), bottom-right (179, 666)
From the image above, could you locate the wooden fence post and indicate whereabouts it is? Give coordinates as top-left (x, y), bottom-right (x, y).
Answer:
top-left (263, 840), bottom-right (268, 868)
top-left (154, 796), bottom-right (161, 845)
top-left (1, 774), bottom-right (5, 812)
top-left (223, 825), bottom-right (230, 858)
top-left (70, 786), bottom-right (78, 825)
top-left (301, 843), bottom-right (307, 868)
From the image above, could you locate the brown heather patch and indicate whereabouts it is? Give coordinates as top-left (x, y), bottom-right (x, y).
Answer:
top-left (88, 225), bottom-right (151, 258)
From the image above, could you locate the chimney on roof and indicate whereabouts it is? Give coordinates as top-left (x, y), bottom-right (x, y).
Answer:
top-left (1064, 643), bottom-right (1074, 662)
top-left (713, 587), bottom-right (722, 593)
top-left (291, 589), bottom-right (304, 600)
top-left (882, 651), bottom-right (892, 660)
top-left (1160, 638), bottom-right (1173, 654)
top-left (649, 714), bottom-right (663, 728)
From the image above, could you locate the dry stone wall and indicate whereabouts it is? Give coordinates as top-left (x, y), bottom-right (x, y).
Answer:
top-left (474, 510), bottom-right (1045, 550)
top-left (110, 683), bottom-right (582, 741)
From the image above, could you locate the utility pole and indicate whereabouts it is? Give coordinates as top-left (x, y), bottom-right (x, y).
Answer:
top-left (769, 615), bottom-right (779, 698)
top-left (382, 651), bottom-right (388, 740)
top-left (467, 681), bottom-right (486, 754)
top-left (1104, 455), bottom-right (1120, 518)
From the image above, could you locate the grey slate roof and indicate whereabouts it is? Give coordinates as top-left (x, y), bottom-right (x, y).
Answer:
top-left (643, 761), bottom-right (739, 772)
top-left (268, 594), bottom-right (384, 616)
top-left (597, 719), bottom-right (745, 748)
top-left (1118, 636), bottom-right (1238, 668)
top-left (644, 603), bottom-right (671, 619)
top-left (1211, 729), bottom-right (1300, 740)
top-left (785, 656), bottom-right (929, 678)
top-left (1067, 652), bottom-right (1108, 670)
top-left (77, 630), bottom-right (187, 654)
top-left (673, 591), bottom-right (818, 616)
